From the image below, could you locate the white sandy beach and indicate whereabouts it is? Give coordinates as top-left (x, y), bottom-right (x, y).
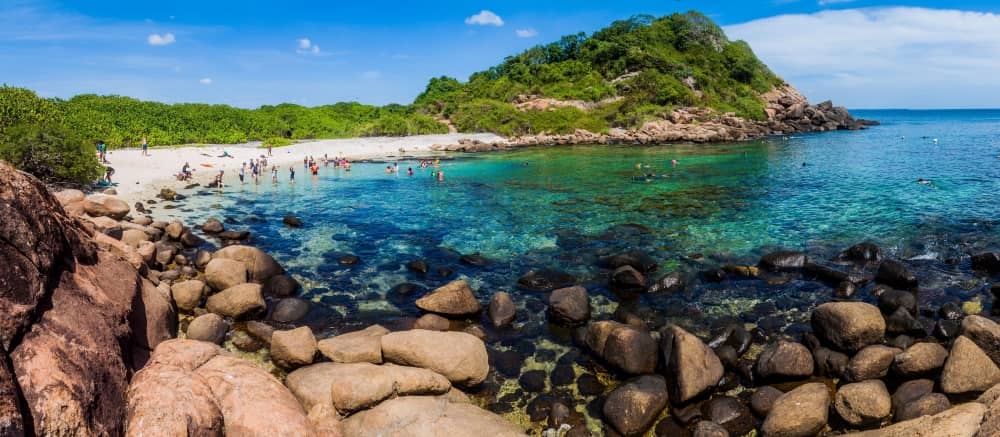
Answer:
top-left (102, 133), bottom-right (505, 204)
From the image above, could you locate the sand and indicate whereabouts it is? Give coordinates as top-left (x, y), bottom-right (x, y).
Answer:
top-left (102, 133), bottom-right (505, 204)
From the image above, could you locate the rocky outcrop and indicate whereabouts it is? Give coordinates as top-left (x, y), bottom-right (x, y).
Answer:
top-left (126, 339), bottom-right (317, 436)
top-left (286, 362), bottom-right (451, 413)
top-left (0, 161), bottom-right (172, 436)
top-left (843, 402), bottom-right (985, 437)
top-left (318, 325), bottom-right (389, 364)
top-left (434, 84), bottom-right (876, 150)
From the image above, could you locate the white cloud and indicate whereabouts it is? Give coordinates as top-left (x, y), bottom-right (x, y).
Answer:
top-left (296, 37), bottom-right (321, 55)
top-left (199, 77), bottom-right (212, 85)
top-left (147, 32), bottom-right (175, 46)
top-left (818, 0), bottom-right (855, 5)
top-left (724, 7), bottom-right (1000, 108)
top-left (465, 10), bottom-right (503, 26)
top-left (515, 28), bottom-right (538, 38)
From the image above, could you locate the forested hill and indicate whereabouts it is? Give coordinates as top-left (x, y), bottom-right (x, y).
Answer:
top-left (414, 12), bottom-right (785, 136)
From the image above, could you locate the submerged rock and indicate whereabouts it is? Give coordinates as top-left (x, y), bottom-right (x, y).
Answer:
top-left (548, 286), bottom-right (590, 326)
top-left (516, 269), bottom-right (575, 292)
top-left (598, 250), bottom-right (659, 273)
top-left (840, 242), bottom-right (883, 264)
top-left (487, 291), bottom-right (516, 328)
top-left (610, 265), bottom-right (646, 293)
top-left (972, 252), bottom-right (1000, 273)
top-left (875, 259), bottom-right (918, 290)
top-left (759, 250), bottom-right (807, 271)
top-left (646, 272), bottom-right (683, 294)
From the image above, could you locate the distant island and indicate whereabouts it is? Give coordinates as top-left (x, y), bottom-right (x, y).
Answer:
top-left (1, 11), bottom-right (874, 180)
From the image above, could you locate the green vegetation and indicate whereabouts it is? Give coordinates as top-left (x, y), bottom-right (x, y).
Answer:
top-left (0, 11), bottom-right (784, 182)
top-left (1, 86), bottom-right (101, 182)
top-left (416, 11), bottom-right (782, 135)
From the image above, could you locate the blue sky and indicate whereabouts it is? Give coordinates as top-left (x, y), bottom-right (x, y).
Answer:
top-left (2, 0), bottom-right (999, 109)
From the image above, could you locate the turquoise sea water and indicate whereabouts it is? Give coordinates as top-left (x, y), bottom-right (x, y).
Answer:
top-left (155, 109), bottom-right (999, 427)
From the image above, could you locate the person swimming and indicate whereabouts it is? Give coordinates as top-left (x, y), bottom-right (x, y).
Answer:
top-left (407, 167), bottom-right (414, 176)
top-left (437, 169), bottom-right (444, 181)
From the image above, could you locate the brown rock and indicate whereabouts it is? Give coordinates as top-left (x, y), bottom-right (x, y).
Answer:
top-left (205, 283), bottom-right (265, 319)
top-left (0, 350), bottom-right (25, 436)
top-left (380, 330), bottom-right (488, 386)
top-left (317, 325), bottom-right (389, 364)
top-left (83, 194), bottom-right (131, 219)
top-left (756, 340), bottom-right (814, 381)
top-left (204, 258), bottom-right (248, 291)
top-left (415, 280), bottom-right (481, 316)
top-left (286, 362), bottom-right (450, 413)
top-left (751, 386), bottom-right (783, 417)
top-left (961, 315), bottom-right (1000, 365)
top-left (893, 342), bottom-right (948, 377)
top-left (811, 302), bottom-right (885, 352)
top-left (125, 364), bottom-right (224, 437)
top-left (843, 402), bottom-right (985, 437)
top-left (132, 278), bottom-right (177, 351)
top-left (835, 380), bottom-right (891, 427)
top-left (270, 326), bottom-right (317, 369)
top-left (661, 325), bottom-right (723, 403)
top-left (488, 291), bottom-right (516, 328)
top-left (548, 286), bottom-right (590, 326)
top-left (602, 375), bottom-right (669, 437)
top-left (604, 324), bottom-right (658, 375)
top-left (762, 382), bottom-right (830, 437)
top-left (186, 313), bottom-right (228, 344)
top-left (413, 313), bottom-right (450, 331)
top-left (340, 395), bottom-right (522, 437)
top-left (213, 245), bottom-right (284, 281)
top-left (941, 336), bottom-right (1000, 394)
top-left (171, 280), bottom-right (206, 312)
top-left (846, 345), bottom-right (901, 382)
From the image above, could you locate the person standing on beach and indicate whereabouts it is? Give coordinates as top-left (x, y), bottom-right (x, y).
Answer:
top-left (239, 163), bottom-right (246, 185)
top-left (289, 166), bottom-right (296, 183)
top-left (272, 165), bottom-right (278, 183)
top-left (268, 144), bottom-right (273, 157)
top-left (104, 166), bottom-right (115, 184)
top-left (141, 137), bottom-right (148, 157)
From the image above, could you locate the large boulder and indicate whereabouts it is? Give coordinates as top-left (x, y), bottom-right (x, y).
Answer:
top-left (205, 283), bottom-right (265, 319)
top-left (602, 375), bottom-right (669, 437)
top-left (270, 326), bottom-right (317, 369)
top-left (961, 315), bottom-right (1000, 365)
top-left (487, 291), bottom-right (516, 328)
top-left (835, 380), bottom-right (891, 427)
top-left (132, 278), bottom-right (177, 351)
top-left (761, 382), bottom-right (830, 437)
top-left (212, 245), bottom-right (283, 282)
top-left (893, 342), bottom-right (948, 377)
top-left (842, 402), bottom-right (985, 437)
top-left (756, 341), bottom-right (814, 381)
top-left (204, 258), bottom-right (248, 292)
top-left (415, 280), bottom-right (481, 316)
top-left (603, 324), bottom-right (658, 375)
top-left (845, 345), bottom-right (901, 382)
top-left (812, 302), bottom-right (885, 352)
top-left (547, 286), bottom-right (590, 326)
top-left (124, 362), bottom-right (224, 437)
top-left (660, 325), bottom-right (724, 403)
top-left (83, 194), bottom-right (130, 219)
top-left (941, 336), bottom-right (1000, 394)
top-left (380, 330), bottom-right (489, 386)
top-left (171, 280), bottom-right (206, 312)
top-left (286, 362), bottom-right (450, 413)
top-left (340, 395), bottom-right (523, 437)
top-left (186, 313), bottom-right (228, 344)
top-left (318, 325), bottom-right (389, 364)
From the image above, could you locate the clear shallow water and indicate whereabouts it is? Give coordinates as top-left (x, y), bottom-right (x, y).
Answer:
top-left (154, 109), bottom-right (1000, 429)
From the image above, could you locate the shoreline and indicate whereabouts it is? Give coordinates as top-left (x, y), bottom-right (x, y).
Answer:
top-left (103, 133), bottom-right (506, 205)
